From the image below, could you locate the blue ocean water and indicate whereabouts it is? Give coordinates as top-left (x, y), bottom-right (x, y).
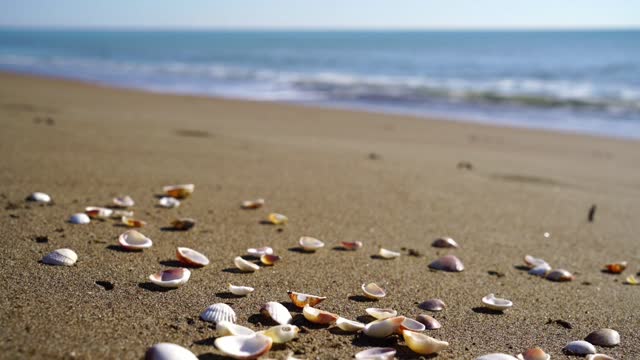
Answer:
top-left (1, 29), bottom-right (639, 138)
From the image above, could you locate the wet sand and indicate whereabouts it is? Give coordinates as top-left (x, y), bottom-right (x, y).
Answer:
top-left (0, 72), bottom-right (639, 359)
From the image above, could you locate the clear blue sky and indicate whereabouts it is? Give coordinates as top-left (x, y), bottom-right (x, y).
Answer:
top-left (1, 0), bottom-right (638, 30)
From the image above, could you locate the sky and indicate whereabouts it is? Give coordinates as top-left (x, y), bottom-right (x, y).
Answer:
top-left (1, 0), bottom-right (639, 30)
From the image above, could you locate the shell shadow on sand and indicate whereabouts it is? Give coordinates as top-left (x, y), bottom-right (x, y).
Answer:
top-left (138, 282), bottom-right (176, 292)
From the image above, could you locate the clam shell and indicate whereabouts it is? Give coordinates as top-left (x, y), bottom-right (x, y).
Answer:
top-left (335, 317), bottom-right (365, 332)
top-left (432, 237), bottom-right (459, 248)
top-left (201, 303), bottom-right (237, 324)
top-left (260, 254), bottom-right (281, 266)
top-left (242, 198), bottom-right (265, 209)
top-left (416, 314), bottom-right (442, 330)
top-left (268, 213), bottom-right (288, 225)
top-left (354, 347), bottom-right (396, 360)
top-left (229, 284), bottom-right (255, 296)
top-left (302, 304), bottom-right (338, 325)
top-left (604, 261), bottom-right (627, 274)
top-left (429, 255), bottom-right (464, 272)
top-left (402, 330), bottom-right (449, 355)
top-left (363, 316), bottom-right (405, 338)
top-left (69, 213), bottom-right (91, 225)
top-left (528, 263), bottom-right (551, 277)
top-left (524, 255), bottom-right (548, 268)
top-left (585, 328), bottom-right (620, 347)
top-left (145, 342), bottom-right (198, 360)
top-left (287, 291), bottom-right (326, 308)
top-left (163, 184), bottom-right (194, 199)
top-left (362, 283), bottom-right (386, 300)
top-left (475, 354), bottom-right (519, 360)
top-left (111, 209), bottom-right (133, 218)
top-left (378, 248), bottom-right (400, 259)
top-left (148, 268), bottom-right (190, 288)
top-left (586, 355), bottom-right (617, 360)
top-left (247, 247), bottom-right (273, 257)
top-left (113, 195), bottom-right (134, 208)
top-left (176, 247), bottom-right (209, 267)
top-left (42, 248), bottom-right (78, 266)
top-left (419, 298), bottom-right (446, 312)
top-left (261, 302), bottom-right (292, 325)
top-left (563, 340), bottom-right (596, 355)
top-left (171, 218), bottom-right (196, 230)
top-left (482, 294), bottom-right (513, 311)
top-left (85, 206), bottom-right (113, 219)
top-left (118, 230), bottom-right (152, 250)
top-left (216, 321), bottom-right (255, 336)
top-left (365, 308), bottom-right (397, 320)
top-left (214, 333), bottom-right (272, 360)
top-left (234, 256), bottom-right (260, 272)
top-left (516, 347), bottom-right (550, 360)
top-left (298, 236), bottom-right (324, 251)
top-left (259, 325), bottom-right (299, 344)
top-left (26, 192), bottom-right (51, 203)
top-left (341, 241), bottom-right (363, 250)
top-left (121, 215), bottom-right (146, 228)
top-left (546, 269), bottom-right (575, 282)
top-left (158, 197), bottom-right (180, 208)
top-left (398, 317), bottom-right (426, 333)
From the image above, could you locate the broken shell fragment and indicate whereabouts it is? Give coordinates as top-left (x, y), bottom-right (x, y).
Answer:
top-left (42, 248), bottom-right (78, 266)
top-left (302, 305), bottom-right (338, 325)
top-left (158, 197), bottom-right (180, 208)
top-left (242, 198), bottom-right (265, 209)
top-left (432, 237), bottom-right (459, 248)
top-left (585, 329), bottom-right (620, 347)
top-left (163, 184), bottom-right (194, 199)
top-left (228, 284), bottom-right (254, 296)
top-left (398, 317), bottom-right (426, 333)
top-left (247, 247), bottom-right (273, 257)
top-left (214, 333), bottom-right (272, 360)
top-left (362, 283), bottom-right (386, 300)
top-left (476, 354), bottom-right (519, 360)
top-left (363, 316), bottom-right (405, 338)
top-left (335, 317), bottom-right (365, 332)
top-left (298, 236), bottom-right (324, 251)
top-left (419, 299), bottom-right (446, 312)
top-left (416, 314), bottom-right (442, 330)
top-left (402, 330), bottom-right (449, 355)
top-left (171, 218), bottom-right (196, 230)
top-left (625, 275), bottom-right (639, 285)
top-left (481, 294), bottom-right (513, 311)
top-left (365, 308), bottom-right (397, 320)
top-left (586, 355), bottom-right (617, 360)
top-left (145, 342), bottom-right (198, 360)
top-left (259, 325), bottom-right (299, 344)
top-left (201, 303), bottom-right (237, 324)
top-left (111, 209), bottom-right (133, 218)
top-left (121, 216), bottom-right (146, 228)
top-left (287, 291), bottom-right (326, 308)
top-left (546, 269), bottom-right (575, 282)
top-left (261, 302), bottom-right (292, 325)
top-left (341, 241), bottom-right (363, 250)
top-left (234, 256), bottom-right (260, 272)
top-left (528, 262), bottom-right (551, 277)
top-left (604, 262), bottom-right (627, 274)
top-left (563, 340), bottom-right (596, 355)
top-left (176, 247), bottom-right (209, 267)
top-left (267, 213), bottom-right (288, 225)
top-left (69, 213), bottom-right (91, 224)
top-left (378, 248), bottom-right (400, 259)
top-left (260, 254), bottom-right (281, 266)
top-left (148, 268), bottom-right (190, 288)
top-left (118, 230), bottom-right (153, 250)
top-left (26, 192), bottom-right (51, 203)
top-left (354, 347), bottom-right (396, 360)
top-left (516, 347), bottom-right (550, 360)
top-left (85, 206), bottom-right (113, 219)
top-left (113, 195), bottom-right (134, 208)
top-left (524, 255), bottom-right (548, 268)
top-left (429, 255), bottom-right (464, 272)
top-left (217, 321), bottom-right (255, 337)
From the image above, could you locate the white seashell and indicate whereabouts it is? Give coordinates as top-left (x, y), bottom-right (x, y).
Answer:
top-left (398, 317), bottom-right (426, 333)
top-left (528, 262), bottom-right (551, 276)
top-left (363, 316), bottom-right (405, 338)
top-left (214, 333), bottom-right (272, 360)
top-left (69, 213), bottom-right (90, 224)
top-left (111, 209), bottom-right (133, 219)
top-left (482, 294), bottom-right (513, 311)
top-left (516, 347), bottom-right (550, 360)
top-left (148, 268), bottom-right (190, 288)
top-left (378, 248), bottom-right (400, 259)
top-left (201, 303), bottom-right (237, 324)
top-left (432, 237), bottom-right (459, 248)
top-left (261, 302), bottom-right (292, 325)
top-left (176, 247), bottom-right (209, 267)
top-left (26, 192), bottom-right (51, 203)
top-left (42, 248), bottom-right (77, 266)
top-left (475, 354), bottom-right (519, 360)
top-left (524, 255), bottom-right (548, 268)
top-left (145, 342), bottom-right (198, 360)
top-left (402, 329), bottom-right (449, 355)
top-left (585, 328), bottom-right (620, 347)
top-left (113, 195), bottom-right (134, 207)
top-left (216, 321), bottom-right (255, 337)
top-left (247, 246), bottom-right (273, 257)
top-left (365, 308), bottom-right (397, 320)
top-left (354, 347), bottom-right (396, 360)
top-left (546, 269), bottom-right (575, 282)
top-left (121, 215), bottom-right (146, 227)
top-left (242, 198), bottom-right (265, 209)
top-left (586, 355), bottom-right (617, 360)
top-left (298, 236), bottom-right (324, 251)
top-left (228, 284), bottom-right (254, 296)
top-left (416, 314), bottom-right (441, 330)
top-left (302, 304), bottom-right (339, 325)
top-left (163, 184), bottom-right (194, 199)
top-left (563, 340), bottom-right (596, 355)
top-left (85, 206), bottom-right (113, 219)
top-left (118, 230), bottom-right (152, 250)
top-left (362, 283), bottom-right (386, 300)
top-left (335, 317), bottom-right (365, 332)
top-left (267, 213), bottom-right (288, 225)
top-left (234, 256), bottom-right (259, 272)
top-left (287, 291), bottom-right (326, 308)
top-left (158, 197), bottom-right (180, 208)
top-left (259, 325), bottom-right (299, 344)
top-left (429, 255), bottom-right (464, 272)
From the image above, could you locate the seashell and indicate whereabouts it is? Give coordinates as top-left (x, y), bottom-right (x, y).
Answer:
top-left (69, 213), bottom-right (91, 224)
top-left (402, 330), bottom-right (449, 355)
top-left (546, 269), bottom-right (575, 282)
top-left (625, 275), bottom-right (638, 285)
top-left (247, 247), bottom-right (273, 257)
top-left (242, 198), bottom-right (265, 209)
top-left (118, 230), bottom-right (153, 250)
top-left (586, 355), bottom-right (617, 360)
top-left (378, 248), bottom-right (400, 259)
top-left (268, 213), bottom-right (288, 225)
top-left (121, 215), bottom-right (146, 227)
top-left (85, 206), bottom-right (113, 219)
top-left (113, 195), bottom-right (134, 208)
top-left (111, 209), bottom-right (133, 218)
top-left (335, 317), bottom-right (365, 332)
top-left (163, 184), bottom-right (194, 199)
top-left (201, 303), bottom-right (237, 324)
top-left (432, 237), bottom-right (459, 248)
top-left (354, 347), bottom-right (396, 360)
top-left (259, 325), bottom-right (299, 344)
top-left (145, 342), bottom-right (198, 360)
top-left (148, 268), bottom-right (190, 288)
top-left (419, 298), bottom-right (446, 312)
top-left (365, 308), bottom-right (397, 320)
top-left (482, 294), bottom-right (513, 311)
top-left (528, 262), bottom-right (551, 277)
top-left (171, 218), bottom-right (196, 230)
top-left (398, 317), bottom-right (426, 333)
top-left (298, 236), bottom-right (324, 251)
top-left (362, 283), bottom-right (386, 300)
top-left (341, 241), bottom-right (363, 250)
top-left (228, 284), bottom-right (255, 296)
top-left (604, 261), bottom-right (627, 274)
top-left (216, 321), bottom-right (255, 337)
top-left (260, 254), bottom-right (281, 266)
top-left (416, 314), bottom-right (441, 330)
top-left (475, 354), bottom-right (519, 360)
top-left (563, 340), bottom-right (596, 355)
top-left (234, 256), bottom-right (260, 272)
top-left (261, 302), bottom-right (292, 325)
top-left (214, 333), bottom-right (272, 360)
top-left (158, 197), bottom-right (180, 208)
top-left (302, 304), bottom-right (339, 325)
top-left (287, 291), bottom-right (326, 308)
top-left (524, 255), bottom-right (548, 268)
top-left (585, 328), bottom-right (620, 347)
top-left (363, 316), bottom-right (405, 338)
top-left (176, 247), bottom-right (209, 267)
top-left (26, 192), bottom-right (51, 203)
top-left (42, 248), bottom-right (77, 266)
top-left (516, 347), bottom-right (550, 360)
top-left (429, 255), bottom-right (464, 272)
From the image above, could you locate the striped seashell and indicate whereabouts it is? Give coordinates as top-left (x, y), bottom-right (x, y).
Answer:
top-left (200, 303), bottom-right (237, 324)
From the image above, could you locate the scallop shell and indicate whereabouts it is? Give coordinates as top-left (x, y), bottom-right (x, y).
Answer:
top-left (563, 340), bottom-right (596, 355)
top-left (260, 254), bottom-right (281, 266)
top-left (261, 302), bottom-right (292, 325)
top-left (419, 298), bottom-right (446, 312)
top-left (214, 333), bottom-right (272, 360)
top-left (378, 248), bottom-right (400, 259)
top-left (402, 330), bottom-right (449, 355)
top-left (118, 230), bottom-right (153, 250)
top-left (585, 329), bottom-right (620, 347)
top-left (113, 195), bottom-right (134, 208)
top-left (429, 255), bottom-right (464, 272)
top-left (69, 213), bottom-right (91, 225)
top-left (298, 236), bottom-right (324, 251)
top-left (528, 262), bottom-right (551, 277)
top-left (546, 269), bottom-right (575, 282)
top-left (365, 308), bottom-right (397, 320)
top-left (148, 268), bottom-right (190, 288)
top-left (354, 347), bottom-right (396, 360)
top-left (259, 325), bottom-right (299, 344)
top-left (42, 248), bottom-right (78, 266)
top-left (287, 291), bottom-right (326, 308)
top-left (26, 192), bottom-right (51, 203)
top-left (121, 215), bottom-right (146, 228)
top-left (398, 317), bottom-right (426, 333)
top-left (432, 237), bottom-right (459, 248)
top-left (176, 247), bottom-right (209, 267)
top-left (145, 342), bottom-right (198, 360)
top-left (335, 317), bottom-right (365, 332)
top-left (85, 206), bottom-right (113, 219)
top-left (171, 218), bottom-right (196, 230)
top-left (247, 247), bottom-right (273, 257)
top-left (268, 213), bottom-right (288, 225)
top-left (158, 197), bottom-right (180, 208)
top-left (363, 316), bottom-right (405, 338)
top-left (524, 255), bottom-right (548, 268)
top-left (234, 256), bottom-right (260, 272)
top-left (201, 303), bottom-right (237, 324)
top-left (482, 294), bottom-right (513, 311)
top-left (416, 314), bottom-right (442, 330)
top-left (341, 241), bottom-right (363, 250)
top-left (302, 304), bottom-right (339, 325)
top-left (216, 321), bottom-right (255, 336)
top-left (604, 262), bottom-right (627, 274)
top-left (475, 354), bottom-right (519, 360)
top-left (163, 184), bottom-right (194, 199)
top-left (242, 198), bottom-right (265, 209)
top-left (586, 355), bottom-right (617, 360)
top-left (228, 284), bottom-right (255, 296)
top-left (516, 347), bottom-right (550, 360)
top-left (362, 283), bottom-right (386, 300)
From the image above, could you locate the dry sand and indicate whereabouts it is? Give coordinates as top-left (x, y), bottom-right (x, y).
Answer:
top-left (0, 72), bottom-right (639, 359)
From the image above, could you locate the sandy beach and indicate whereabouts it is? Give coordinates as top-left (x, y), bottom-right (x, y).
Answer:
top-left (0, 72), bottom-right (639, 359)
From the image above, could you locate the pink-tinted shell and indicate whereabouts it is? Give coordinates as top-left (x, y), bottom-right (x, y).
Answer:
top-left (429, 255), bottom-right (464, 272)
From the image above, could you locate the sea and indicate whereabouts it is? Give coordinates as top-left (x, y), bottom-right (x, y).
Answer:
top-left (1, 29), bottom-right (639, 138)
